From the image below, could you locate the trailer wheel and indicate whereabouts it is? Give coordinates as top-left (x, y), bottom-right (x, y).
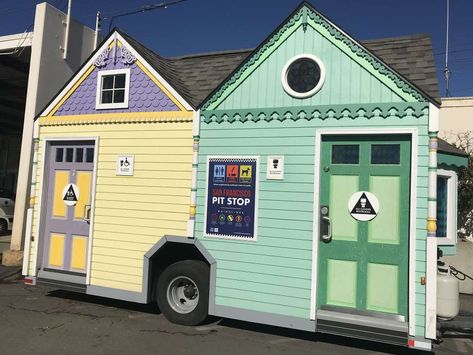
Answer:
top-left (0, 219), bottom-right (7, 235)
top-left (157, 260), bottom-right (209, 326)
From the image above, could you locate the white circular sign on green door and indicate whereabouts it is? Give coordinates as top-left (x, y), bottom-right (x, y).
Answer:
top-left (62, 183), bottom-right (79, 206)
top-left (348, 191), bottom-right (379, 222)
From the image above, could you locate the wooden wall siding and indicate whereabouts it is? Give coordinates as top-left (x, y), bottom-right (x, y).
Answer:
top-left (29, 122), bottom-right (193, 292)
top-left (214, 25), bottom-right (407, 111)
top-left (195, 110), bottom-right (428, 332)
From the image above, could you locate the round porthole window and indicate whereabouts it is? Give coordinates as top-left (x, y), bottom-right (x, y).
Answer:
top-left (281, 54), bottom-right (325, 98)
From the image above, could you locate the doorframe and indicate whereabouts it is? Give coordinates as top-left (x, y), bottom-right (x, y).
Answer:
top-left (310, 128), bottom-right (418, 336)
top-left (32, 136), bottom-right (99, 285)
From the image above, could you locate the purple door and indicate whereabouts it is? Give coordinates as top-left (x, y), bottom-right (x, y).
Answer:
top-left (42, 142), bottom-right (95, 274)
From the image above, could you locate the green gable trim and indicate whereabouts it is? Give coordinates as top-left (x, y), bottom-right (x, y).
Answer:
top-left (306, 13), bottom-right (422, 103)
top-left (202, 5), bottom-right (428, 111)
top-left (202, 103), bottom-right (428, 125)
top-left (438, 153), bottom-right (468, 169)
top-left (202, 9), bottom-right (304, 111)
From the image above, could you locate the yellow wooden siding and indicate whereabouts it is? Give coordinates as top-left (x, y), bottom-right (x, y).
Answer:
top-left (27, 122), bottom-right (193, 291)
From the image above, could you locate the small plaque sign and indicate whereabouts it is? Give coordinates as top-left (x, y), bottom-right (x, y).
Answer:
top-left (116, 155), bottom-right (134, 176)
top-left (266, 156), bottom-right (284, 180)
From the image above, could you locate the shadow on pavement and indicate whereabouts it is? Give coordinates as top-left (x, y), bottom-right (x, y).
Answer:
top-left (46, 289), bottom-right (160, 315)
top-left (45, 288), bottom-right (426, 354)
top-left (218, 318), bottom-right (428, 354)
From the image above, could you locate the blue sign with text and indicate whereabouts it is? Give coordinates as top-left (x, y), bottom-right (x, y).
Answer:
top-left (205, 157), bottom-right (257, 240)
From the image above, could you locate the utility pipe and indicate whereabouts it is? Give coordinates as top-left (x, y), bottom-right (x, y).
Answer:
top-left (94, 11), bottom-right (101, 50)
top-left (187, 110), bottom-right (200, 238)
top-left (63, 0), bottom-right (72, 59)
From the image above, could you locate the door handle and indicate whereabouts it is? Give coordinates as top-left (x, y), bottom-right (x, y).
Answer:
top-left (83, 204), bottom-right (91, 224)
top-left (321, 216), bottom-right (332, 243)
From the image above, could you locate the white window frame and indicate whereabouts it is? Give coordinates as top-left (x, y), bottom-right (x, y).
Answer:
top-left (281, 53), bottom-right (326, 99)
top-left (437, 169), bottom-right (458, 245)
top-left (96, 68), bottom-right (131, 109)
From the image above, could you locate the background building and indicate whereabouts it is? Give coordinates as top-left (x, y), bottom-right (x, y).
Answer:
top-left (1, 2), bottom-right (96, 265)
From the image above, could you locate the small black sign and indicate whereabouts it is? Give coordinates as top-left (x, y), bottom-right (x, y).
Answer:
top-left (350, 192), bottom-right (376, 216)
top-left (63, 185), bottom-right (78, 202)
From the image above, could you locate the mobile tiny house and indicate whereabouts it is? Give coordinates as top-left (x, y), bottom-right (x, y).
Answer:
top-left (23, 2), bottom-right (468, 351)
top-left (22, 30), bottom-right (201, 296)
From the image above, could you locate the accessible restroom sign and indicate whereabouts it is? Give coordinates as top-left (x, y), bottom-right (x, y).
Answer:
top-left (205, 157), bottom-right (258, 240)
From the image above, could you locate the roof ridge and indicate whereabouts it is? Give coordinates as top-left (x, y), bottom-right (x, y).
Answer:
top-left (169, 48), bottom-right (253, 60)
top-left (361, 32), bottom-right (431, 44)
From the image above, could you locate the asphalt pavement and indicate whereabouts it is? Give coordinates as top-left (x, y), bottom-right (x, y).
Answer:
top-left (0, 278), bottom-right (472, 355)
top-left (0, 233), bottom-right (11, 256)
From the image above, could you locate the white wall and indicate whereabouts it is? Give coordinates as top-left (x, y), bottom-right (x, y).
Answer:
top-left (10, 2), bottom-right (96, 251)
top-left (439, 97), bottom-right (473, 143)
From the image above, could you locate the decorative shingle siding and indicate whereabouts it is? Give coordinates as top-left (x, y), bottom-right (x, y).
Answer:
top-left (55, 60), bottom-right (178, 116)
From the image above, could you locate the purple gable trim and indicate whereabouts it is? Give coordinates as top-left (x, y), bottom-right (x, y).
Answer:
top-left (55, 58), bottom-right (179, 116)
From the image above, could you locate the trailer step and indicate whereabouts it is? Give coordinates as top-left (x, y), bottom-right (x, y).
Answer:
top-left (37, 278), bottom-right (86, 293)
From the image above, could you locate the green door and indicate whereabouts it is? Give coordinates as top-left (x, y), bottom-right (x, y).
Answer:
top-left (317, 135), bottom-right (411, 318)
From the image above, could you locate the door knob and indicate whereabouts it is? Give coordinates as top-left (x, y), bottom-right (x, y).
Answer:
top-left (320, 206), bottom-right (332, 243)
top-left (321, 216), bottom-right (332, 243)
top-left (83, 204), bottom-right (91, 224)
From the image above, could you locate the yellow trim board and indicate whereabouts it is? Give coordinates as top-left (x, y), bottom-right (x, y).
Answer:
top-left (49, 65), bottom-right (96, 117)
top-left (40, 111), bottom-right (193, 126)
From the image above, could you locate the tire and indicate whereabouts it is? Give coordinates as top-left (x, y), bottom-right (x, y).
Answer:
top-left (157, 260), bottom-right (209, 326)
top-left (0, 219), bottom-right (7, 236)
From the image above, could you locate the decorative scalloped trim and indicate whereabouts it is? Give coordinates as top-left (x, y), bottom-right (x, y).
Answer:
top-left (201, 104), bottom-right (428, 124)
top-left (120, 46), bottom-right (137, 65)
top-left (93, 47), bottom-right (110, 68)
top-left (39, 114), bottom-right (192, 126)
top-left (202, 5), bottom-right (426, 110)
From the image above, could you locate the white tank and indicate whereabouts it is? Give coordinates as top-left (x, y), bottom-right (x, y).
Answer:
top-left (437, 268), bottom-right (460, 319)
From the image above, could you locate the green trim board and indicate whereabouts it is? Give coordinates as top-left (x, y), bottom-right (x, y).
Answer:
top-left (317, 135), bottom-right (411, 317)
top-left (202, 3), bottom-right (432, 111)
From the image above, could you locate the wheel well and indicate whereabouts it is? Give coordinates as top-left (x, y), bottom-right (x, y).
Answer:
top-left (148, 242), bottom-right (209, 302)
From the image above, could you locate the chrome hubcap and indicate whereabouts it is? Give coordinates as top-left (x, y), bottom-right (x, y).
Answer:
top-left (167, 276), bottom-right (199, 314)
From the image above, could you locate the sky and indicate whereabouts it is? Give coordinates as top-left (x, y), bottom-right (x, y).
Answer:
top-left (0, 0), bottom-right (472, 97)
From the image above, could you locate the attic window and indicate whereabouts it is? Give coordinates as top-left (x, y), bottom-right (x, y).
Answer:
top-left (96, 68), bottom-right (130, 109)
top-left (281, 54), bottom-right (325, 98)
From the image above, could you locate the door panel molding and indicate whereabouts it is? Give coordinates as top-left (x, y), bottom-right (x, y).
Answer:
top-left (310, 128), bottom-right (418, 337)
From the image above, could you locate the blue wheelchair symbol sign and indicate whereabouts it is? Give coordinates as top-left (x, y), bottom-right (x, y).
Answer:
top-left (213, 165), bottom-right (226, 183)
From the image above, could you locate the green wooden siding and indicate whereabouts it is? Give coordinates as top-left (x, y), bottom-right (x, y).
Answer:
top-left (216, 25), bottom-right (405, 111)
top-left (196, 110), bottom-right (429, 333)
top-left (198, 4), bottom-right (430, 337)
